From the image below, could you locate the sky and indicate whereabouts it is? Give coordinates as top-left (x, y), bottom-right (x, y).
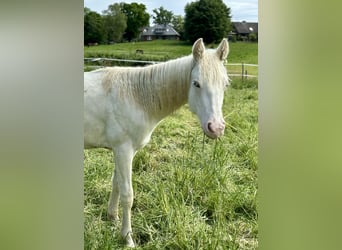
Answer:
top-left (84, 0), bottom-right (258, 23)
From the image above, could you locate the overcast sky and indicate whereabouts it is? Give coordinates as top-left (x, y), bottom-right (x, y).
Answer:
top-left (84, 0), bottom-right (258, 23)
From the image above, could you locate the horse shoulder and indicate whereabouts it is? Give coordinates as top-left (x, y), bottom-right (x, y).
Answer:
top-left (84, 70), bottom-right (113, 148)
top-left (84, 68), bottom-right (159, 150)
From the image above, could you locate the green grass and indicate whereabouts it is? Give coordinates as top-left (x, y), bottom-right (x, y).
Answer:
top-left (84, 77), bottom-right (258, 249)
top-left (84, 40), bottom-right (258, 78)
top-left (84, 40), bottom-right (258, 65)
top-left (84, 40), bottom-right (191, 62)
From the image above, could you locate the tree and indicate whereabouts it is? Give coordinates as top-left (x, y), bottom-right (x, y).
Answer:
top-left (171, 15), bottom-right (185, 40)
top-left (84, 7), bottom-right (91, 16)
top-left (84, 10), bottom-right (106, 45)
top-left (152, 6), bottom-right (173, 25)
top-left (120, 3), bottom-right (150, 41)
top-left (184, 0), bottom-right (231, 44)
top-left (102, 3), bottom-right (127, 43)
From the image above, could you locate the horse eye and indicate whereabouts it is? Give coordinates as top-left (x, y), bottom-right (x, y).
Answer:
top-left (193, 81), bottom-right (201, 88)
top-left (224, 78), bottom-right (231, 89)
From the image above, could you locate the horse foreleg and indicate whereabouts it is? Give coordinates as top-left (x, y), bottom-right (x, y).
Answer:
top-left (108, 167), bottom-right (119, 221)
top-left (113, 143), bottom-right (135, 248)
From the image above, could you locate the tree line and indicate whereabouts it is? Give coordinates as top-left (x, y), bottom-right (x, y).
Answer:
top-left (84, 0), bottom-right (232, 45)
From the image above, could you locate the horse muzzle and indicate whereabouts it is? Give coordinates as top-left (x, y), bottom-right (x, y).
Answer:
top-left (203, 118), bottom-right (226, 139)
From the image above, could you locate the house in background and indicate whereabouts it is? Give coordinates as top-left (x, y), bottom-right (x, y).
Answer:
top-left (229, 21), bottom-right (258, 41)
top-left (140, 24), bottom-right (180, 41)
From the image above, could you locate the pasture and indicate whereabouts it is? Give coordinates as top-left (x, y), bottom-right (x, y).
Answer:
top-left (84, 40), bottom-right (258, 249)
top-left (84, 40), bottom-right (257, 63)
top-left (84, 40), bottom-right (258, 77)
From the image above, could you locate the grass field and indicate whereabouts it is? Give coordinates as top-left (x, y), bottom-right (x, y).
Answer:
top-left (84, 40), bottom-right (258, 76)
top-left (84, 40), bottom-right (257, 64)
top-left (84, 41), bottom-right (258, 249)
top-left (84, 40), bottom-right (258, 77)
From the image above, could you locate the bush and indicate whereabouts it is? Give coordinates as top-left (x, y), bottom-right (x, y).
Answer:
top-left (229, 35), bottom-right (237, 43)
top-left (249, 33), bottom-right (258, 42)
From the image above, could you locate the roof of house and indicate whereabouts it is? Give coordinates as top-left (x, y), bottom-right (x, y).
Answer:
top-left (232, 21), bottom-right (258, 34)
top-left (141, 24), bottom-right (180, 37)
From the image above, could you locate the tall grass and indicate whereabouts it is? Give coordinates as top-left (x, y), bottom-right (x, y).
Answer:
top-left (84, 78), bottom-right (258, 249)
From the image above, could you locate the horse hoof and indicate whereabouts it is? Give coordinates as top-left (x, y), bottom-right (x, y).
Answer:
top-left (125, 232), bottom-right (135, 248)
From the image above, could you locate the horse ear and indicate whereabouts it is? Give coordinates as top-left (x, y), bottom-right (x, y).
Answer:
top-left (192, 38), bottom-right (205, 61)
top-left (216, 38), bottom-right (229, 61)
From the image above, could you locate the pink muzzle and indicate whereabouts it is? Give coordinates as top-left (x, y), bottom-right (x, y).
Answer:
top-left (204, 118), bottom-right (226, 139)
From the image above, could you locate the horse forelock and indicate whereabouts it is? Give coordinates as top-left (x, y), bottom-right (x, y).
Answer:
top-left (199, 49), bottom-right (228, 87)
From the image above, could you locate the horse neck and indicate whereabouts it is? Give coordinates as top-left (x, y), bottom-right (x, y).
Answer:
top-left (137, 56), bottom-right (194, 120)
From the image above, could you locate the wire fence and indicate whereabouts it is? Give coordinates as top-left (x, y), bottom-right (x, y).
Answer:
top-left (84, 58), bottom-right (258, 79)
top-left (225, 62), bottom-right (258, 79)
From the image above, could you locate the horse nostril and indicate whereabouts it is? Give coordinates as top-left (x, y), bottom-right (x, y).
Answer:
top-left (207, 122), bottom-right (214, 133)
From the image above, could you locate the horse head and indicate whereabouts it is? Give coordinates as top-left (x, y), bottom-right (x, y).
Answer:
top-left (188, 38), bottom-right (230, 139)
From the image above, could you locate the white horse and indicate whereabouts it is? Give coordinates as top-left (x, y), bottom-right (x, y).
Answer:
top-left (84, 38), bottom-right (229, 247)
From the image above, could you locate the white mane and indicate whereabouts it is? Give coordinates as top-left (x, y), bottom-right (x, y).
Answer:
top-left (102, 56), bottom-right (195, 118)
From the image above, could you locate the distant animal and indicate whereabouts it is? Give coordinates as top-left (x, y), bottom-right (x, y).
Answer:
top-left (87, 42), bottom-right (98, 47)
top-left (84, 38), bottom-right (230, 247)
top-left (135, 49), bottom-right (144, 54)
